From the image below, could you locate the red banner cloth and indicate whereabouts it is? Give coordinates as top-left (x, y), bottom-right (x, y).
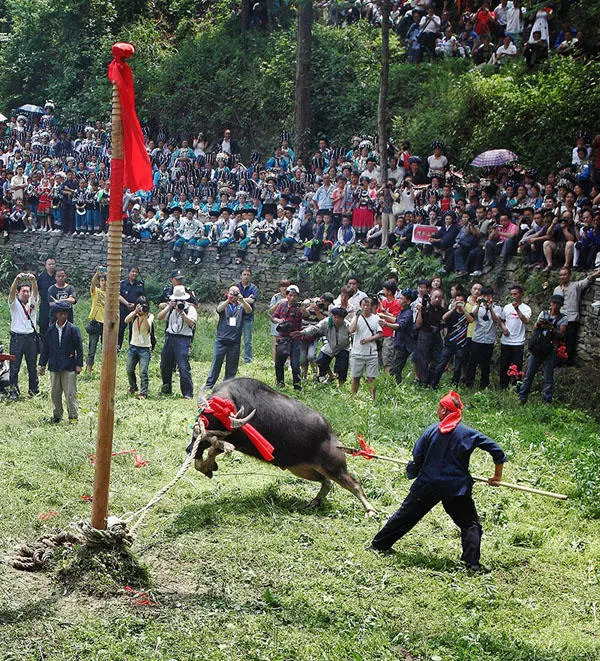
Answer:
top-left (353, 435), bottom-right (375, 460)
top-left (107, 42), bottom-right (152, 222)
top-left (203, 396), bottom-right (275, 462)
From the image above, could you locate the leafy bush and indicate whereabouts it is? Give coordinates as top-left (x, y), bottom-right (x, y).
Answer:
top-left (396, 57), bottom-right (600, 173)
top-left (292, 245), bottom-right (442, 295)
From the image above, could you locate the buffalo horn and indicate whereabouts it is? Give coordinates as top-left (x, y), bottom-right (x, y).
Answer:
top-left (229, 408), bottom-right (256, 428)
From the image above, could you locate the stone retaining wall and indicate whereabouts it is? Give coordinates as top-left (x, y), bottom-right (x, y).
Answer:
top-left (6, 230), bottom-right (600, 366)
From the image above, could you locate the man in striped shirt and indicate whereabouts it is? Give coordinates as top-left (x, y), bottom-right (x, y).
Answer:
top-left (429, 292), bottom-right (474, 389)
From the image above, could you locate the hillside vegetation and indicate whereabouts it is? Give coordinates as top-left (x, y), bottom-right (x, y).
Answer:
top-left (1, 0), bottom-right (600, 169)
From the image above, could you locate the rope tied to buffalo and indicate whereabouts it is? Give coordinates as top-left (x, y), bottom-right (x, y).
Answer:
top-left (9, 402), bottom-right (209, 571)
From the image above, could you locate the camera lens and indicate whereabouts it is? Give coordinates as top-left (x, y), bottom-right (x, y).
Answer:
top-left (177, 301), bottom-right (185, 310)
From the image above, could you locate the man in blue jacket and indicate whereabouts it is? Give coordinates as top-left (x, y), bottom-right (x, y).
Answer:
top-left (370, 391), bottom-right (507, 570)
top-left (39, 301), bottom-right (83, 423)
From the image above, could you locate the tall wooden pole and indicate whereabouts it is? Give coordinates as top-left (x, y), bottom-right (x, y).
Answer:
top-left (294, 0), bottom-right (313, 159)
top-left (378, 0), bottom-right (391, 186)
top-left (91, 81), bottom-right (124, 530)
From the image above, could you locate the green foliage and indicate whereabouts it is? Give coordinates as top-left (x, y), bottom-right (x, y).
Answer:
top-left (396, 57), bottom-right (600, 173)
top-left (0, 247), bottom-right (18, 289)
top-left (293, 245), bottom-right (442, 295)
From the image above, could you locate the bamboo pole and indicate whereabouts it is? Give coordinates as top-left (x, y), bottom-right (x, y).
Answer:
top-left (338, 446), bottom-right (568, 500)
top-left (91, 81), bottom-right (124, 530)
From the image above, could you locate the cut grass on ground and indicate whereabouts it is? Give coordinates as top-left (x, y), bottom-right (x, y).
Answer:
top-left (1, 299), bottom-right (599, 661)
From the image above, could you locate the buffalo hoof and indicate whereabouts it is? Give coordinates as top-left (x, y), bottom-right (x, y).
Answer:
top-left (308, 497), bottom-right (322, 509)
top-left (365, 509), bottom-right (379, 519)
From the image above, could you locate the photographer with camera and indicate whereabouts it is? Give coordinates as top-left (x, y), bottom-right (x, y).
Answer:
top-left (465, 286), bottom-right (503, 389)
top-left (292, 306), bottom-right (351, 387)
top-left (86, 267), bottom-right (106, 373)
top-left (8, 271), bottom-right (40, 400)
top-left (204, 286), bottom-right (253, 390)
top-left (349, 296), bottom-right (383, 401)
top-left (518, 295), bottom-right (567, 405)
top-left (271, 285), bottom-right (307, 390)
top-left (484, 213), bottom-right (518, 270)
top-left (415, 288), bottom-right (445, 386)
top-left (124, 296), bottom-right (155, 399)
top-left (157, 285), bottom-right (197, 399)
top-left (429, 292), bottom-right (474, 389)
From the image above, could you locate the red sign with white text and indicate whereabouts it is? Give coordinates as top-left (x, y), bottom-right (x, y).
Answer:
top-left (412, 224), bottom-right (438, 245)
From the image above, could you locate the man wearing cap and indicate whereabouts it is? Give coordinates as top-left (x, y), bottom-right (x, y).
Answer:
top-left (271, 285), bottom-right (306, 390)
top-left (157, 285), bottom-right (197, 398)
top-left (159, 269), bottom-right (198, 309)
top-left (293, 307), bottom-right (351, 386)
top-left (39, 301), bottom-right (83, 423)
top-left (205, 286), bottom-right (253, 390)
top-left (371, 391), bottom-right (507, 571)
top-left (518, 294), bottom-right (567, 405)
top-left (236, 267), bottom-right (258, 364)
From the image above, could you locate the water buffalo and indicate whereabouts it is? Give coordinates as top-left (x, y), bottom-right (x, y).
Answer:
top-left (188, 377), bottom-right (376, 516)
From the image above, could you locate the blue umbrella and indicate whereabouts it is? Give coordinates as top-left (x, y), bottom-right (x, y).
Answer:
top-left (17, 104), bottom-right (45, 115)
top-left (471, 149), bottom-right (517, 168)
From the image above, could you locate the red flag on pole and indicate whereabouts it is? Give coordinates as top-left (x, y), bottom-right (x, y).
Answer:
top-left (106, 43), bottom-right (152, 222)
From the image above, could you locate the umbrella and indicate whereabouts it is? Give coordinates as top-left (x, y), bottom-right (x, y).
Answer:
top-left (471, 149), bottom-right (517, 168)
top-left (17, 104), bottom-right (45, 115)
top-left (0, 114), bottom-right (7, 122)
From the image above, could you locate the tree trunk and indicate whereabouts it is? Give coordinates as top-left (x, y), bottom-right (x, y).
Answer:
top-left (294, 0), bottom-right (313, 159)
top-left (378, 0), bottom-right (391, 186)
top-left (241, 0), bottom-right (251, 30)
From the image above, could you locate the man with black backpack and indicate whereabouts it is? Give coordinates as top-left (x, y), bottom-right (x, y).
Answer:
top-left (518, 295), bottom-right (567, 405)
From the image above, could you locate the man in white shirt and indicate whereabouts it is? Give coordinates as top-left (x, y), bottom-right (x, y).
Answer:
top-left (333, 275), bottom-right (367, 316)
top-left (8, 272), bottom-right (40, 399)
top-left (491, 35), bottom-right (517, 64)
top-left (124, 296), bottom-right (154, 399)
top-left (348, 296), bottom-right (383, 400)
top-left (499, 284), bottom-right (531, 387)
top-left (157, 285), bottom-right (198, 399)
top-left (419, 7), bottom-right (441, 55)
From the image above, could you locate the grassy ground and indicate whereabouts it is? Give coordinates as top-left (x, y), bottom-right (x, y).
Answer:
top-left (0, 298), bottom-right (599, 661)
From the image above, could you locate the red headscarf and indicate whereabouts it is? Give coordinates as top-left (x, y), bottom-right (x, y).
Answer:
top-left (438, 390), bottom-right (464, 434)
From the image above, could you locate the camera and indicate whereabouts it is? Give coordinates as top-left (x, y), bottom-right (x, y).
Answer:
top-left (477, 296), bottom-right (487, 305)
top-left (421, 293), bottom-right (430, 311)
top-left (140, 302), bottom-right (149, 313)
top-left (177, 301), bottom-right (186, 311)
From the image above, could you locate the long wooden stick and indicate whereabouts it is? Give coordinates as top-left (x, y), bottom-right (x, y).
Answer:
top-left (338, 447), bottom-right (568, 500)
top-left (91, 81), bottom-right (124, 530)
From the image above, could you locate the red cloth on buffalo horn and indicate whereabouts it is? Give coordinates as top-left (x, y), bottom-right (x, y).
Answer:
top-left (204, 396), bottom-right (275, 462)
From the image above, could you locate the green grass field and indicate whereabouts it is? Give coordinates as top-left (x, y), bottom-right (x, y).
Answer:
top-left (1, 298), bottom-right (599, 661)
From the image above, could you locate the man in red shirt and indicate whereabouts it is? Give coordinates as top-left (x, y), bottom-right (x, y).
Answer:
top-left (484, 213), bottom-right (517, 270)
top-left (377, 280), bottom-right (402, 375)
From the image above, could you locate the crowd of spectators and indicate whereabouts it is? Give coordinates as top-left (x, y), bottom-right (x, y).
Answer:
top-left (320, 1), bottom-right (586, 68)
top-left (8, 263), bottom-right (598, 411)
top-left (1, 102), bottom-right (598, 277)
